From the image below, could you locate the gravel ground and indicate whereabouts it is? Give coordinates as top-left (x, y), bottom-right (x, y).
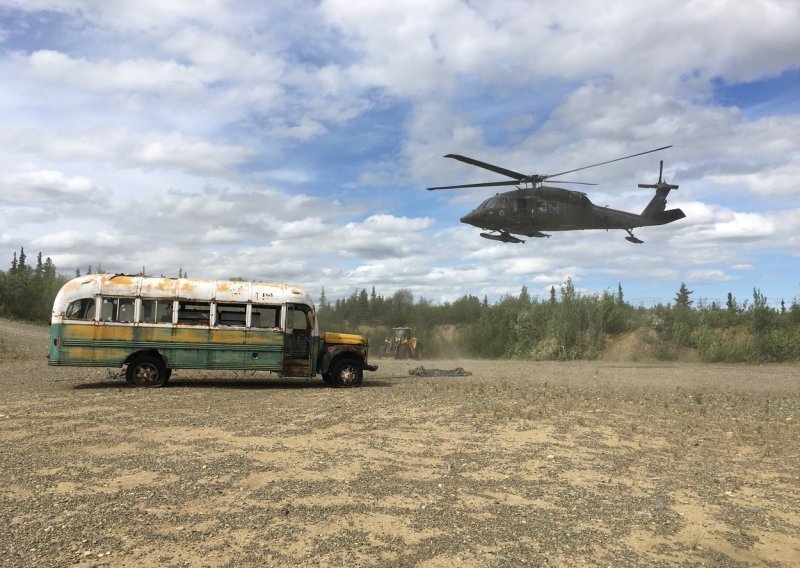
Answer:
top-left (1, 318), bottom-right (799, 567)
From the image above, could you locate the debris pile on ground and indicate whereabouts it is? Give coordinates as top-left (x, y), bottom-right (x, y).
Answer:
top-left (408, 365), bottom-right (472, 377)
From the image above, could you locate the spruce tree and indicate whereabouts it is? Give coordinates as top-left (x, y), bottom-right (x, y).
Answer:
top-left (675, 282), bottom-right (694, 308)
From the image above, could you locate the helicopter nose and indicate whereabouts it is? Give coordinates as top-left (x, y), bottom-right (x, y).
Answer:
top-left (460, 209), bottom-right (481, 226)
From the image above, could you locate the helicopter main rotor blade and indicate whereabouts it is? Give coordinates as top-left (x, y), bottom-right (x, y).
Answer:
top-left (546, 180), bottom-right (598, 186)
top-left (444, 154), bottom-right (526, 181)
top-left (428, 180), bottom-right (521, 191)
top-left (545, 145), bottom-right (672, 180)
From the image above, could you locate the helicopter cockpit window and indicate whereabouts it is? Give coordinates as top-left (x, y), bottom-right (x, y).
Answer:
top-left (481, 197), bottom-right (498, 209)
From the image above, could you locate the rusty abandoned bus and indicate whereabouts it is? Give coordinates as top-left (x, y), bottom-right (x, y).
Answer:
top-left (48, 274), bottom-right (377, 387)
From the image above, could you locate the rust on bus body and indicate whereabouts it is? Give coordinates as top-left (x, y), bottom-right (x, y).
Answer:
top-left (139, 277), bottom-right (179, 297)
top-left (58, 276), bottom-right (99, 300)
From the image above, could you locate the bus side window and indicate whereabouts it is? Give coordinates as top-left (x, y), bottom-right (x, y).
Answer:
top-left (66, 298), bottom-right (95, 320)
top-left (101, 298), bottom-right (135, 322)
top-left (118, 299), bottom-right (134, 321)
top-left (141, 300), bottom-right (173, 323)
top-left (251, 306), bottom-right (280, 329)
top-left (216, 303), bottom-right (246, 326)
top-left (101, 298), bottom-right (113, 321)
top-left (177, 301), bottom-right (211, 325)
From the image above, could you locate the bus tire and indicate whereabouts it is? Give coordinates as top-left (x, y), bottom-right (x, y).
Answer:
top-left (329, 359), bottom-right (363, 388)
top-left (126, 355), bottom-right (168, 388)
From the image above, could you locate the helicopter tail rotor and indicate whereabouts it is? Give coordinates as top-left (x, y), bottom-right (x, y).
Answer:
top-left (639, 160), bottom-right (682, 220)
top-left (638, 160), bottom-right (679, 191)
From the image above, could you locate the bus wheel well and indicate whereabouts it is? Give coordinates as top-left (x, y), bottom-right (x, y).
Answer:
top-left (124, 349), bottom-right (167, 367)
top-left (327, 352), bottom-right (362, 372)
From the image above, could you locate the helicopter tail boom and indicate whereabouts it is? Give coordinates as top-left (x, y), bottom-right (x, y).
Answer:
top-left (640, 189), bottom-right (684, 224)
top-left (647, 208), bottom-right (686, 225)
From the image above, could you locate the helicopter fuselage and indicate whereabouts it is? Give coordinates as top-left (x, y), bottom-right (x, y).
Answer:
top-left (459, 185), bottom-right (682, 239)
top-left (429, 147), bottom-right (685, 244)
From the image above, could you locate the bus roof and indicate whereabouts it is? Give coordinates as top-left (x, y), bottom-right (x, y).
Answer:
top-left (52, 274), bottom-right (314, 315)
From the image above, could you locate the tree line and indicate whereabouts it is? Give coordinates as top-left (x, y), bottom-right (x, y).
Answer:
top-left (1, 248), bottom-right (798, 362)
top-left (0, 250), bottom-right (184, 322)
top-left (319, 281), bottom-right (800, 363)
top-left (0, 248), bottom-right (68, 321)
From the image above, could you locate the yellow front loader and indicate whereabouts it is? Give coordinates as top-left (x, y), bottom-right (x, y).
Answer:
top-left (380, 327), bottom-right (423, 360)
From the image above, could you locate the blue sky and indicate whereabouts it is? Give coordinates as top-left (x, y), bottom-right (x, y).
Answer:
top-left (1, 0), bottom-right (799, 308)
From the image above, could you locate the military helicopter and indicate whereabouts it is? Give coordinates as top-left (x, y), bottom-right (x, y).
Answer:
top-left (427, 145), bottom-right (684, 244)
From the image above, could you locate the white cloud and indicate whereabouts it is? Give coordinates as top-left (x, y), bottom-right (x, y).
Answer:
top-left (270, 117), bottom-right (328, 142)
top-left (353, 214), bottom-right (433, 233)
top-left (33, 230), bottom-right (121, 251)
top-left (1, 169), bottom-right (97, 202)
top-left (708, 163), bottom-right (800, 198)
top-left (25, 50), bottom-right (211, 95)
top-left (504, 257), bottom-right (556, 277)
top-left (129, 132), bottom-right (253, 173)
top-left (686, 211), bottom-right (777, 242)
top-left (320, 214), bottom-right (436, 259)
top-left (5, 129), bottom-right (253, 176)
top-left (2, 0), bottom-right (800, 307)
top-left (4, 0), bottom-right (245, 33)
top-left (193, 227), bottom-right (242, 245)
top-left (279, 218), bottom-right (332, 240)
top-left (320, 0), bottom-right (800, 94)
top-left (685, 269), bottom-right (739, 284)
top-left (264, 168), bottom-right (316, 185)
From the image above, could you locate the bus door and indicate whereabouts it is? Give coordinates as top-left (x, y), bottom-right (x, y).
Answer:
top-left (283, 304), bottom-right (313, 377)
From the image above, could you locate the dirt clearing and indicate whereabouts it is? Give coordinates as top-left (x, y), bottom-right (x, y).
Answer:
top-left (1, 319), bottom-right (798, 566)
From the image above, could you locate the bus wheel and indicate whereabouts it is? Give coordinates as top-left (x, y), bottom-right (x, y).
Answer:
top-left (329, 359), bottom-right (362, 388)
top-left (126, 355), bottom-right (168, 387)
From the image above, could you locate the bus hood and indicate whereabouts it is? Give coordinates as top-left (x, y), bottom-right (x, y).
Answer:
top-left (322, 332), bottom-right (367, 346)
